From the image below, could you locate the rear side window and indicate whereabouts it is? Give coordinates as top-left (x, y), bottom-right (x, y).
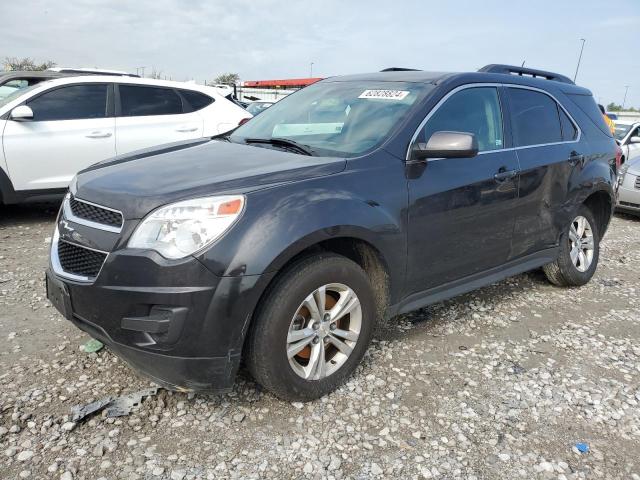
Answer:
top-left (567, 93), bottom-right (613, 138)
top-left (119, 85), bottom-right (183, 116)
top-left (508, 88), bottom-right (562, 146)
top-left (558, 106), bottom-right (577, 141)
top-left (27, 84), bottom-right (108, 121)
top-left (180, 90), bottom-right (214, 111)
top-left (422, 87), bottom-right (503, 152)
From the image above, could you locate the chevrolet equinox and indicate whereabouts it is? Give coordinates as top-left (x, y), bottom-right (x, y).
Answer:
top-left (46, 65), bottom-right (619, 401)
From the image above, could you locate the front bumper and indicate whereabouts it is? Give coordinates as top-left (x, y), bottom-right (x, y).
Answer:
top-left (47, 245), bottom-right (273, 393)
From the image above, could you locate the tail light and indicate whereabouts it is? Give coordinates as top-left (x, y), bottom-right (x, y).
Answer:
top-left (238, 117), bottom-right (251, 126)
top-left (615, 145), bottom-right (623, 171)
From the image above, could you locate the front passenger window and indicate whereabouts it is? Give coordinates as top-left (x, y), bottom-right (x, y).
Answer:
top-left (422, 87), bottom-right (503, 152)
top-left (27, 84), bottom-right (108, 121)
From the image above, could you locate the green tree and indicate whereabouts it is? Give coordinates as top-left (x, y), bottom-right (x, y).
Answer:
top-left (212, 73), bottom-right (239, 85)
top-left (3, 56), bottom-right (56, 71)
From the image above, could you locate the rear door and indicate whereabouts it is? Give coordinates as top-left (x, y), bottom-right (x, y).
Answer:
top-left (507, 87), bottom-right (581, 257)
top-left (406, 86), bottom-right (521, 293)
top-left (2, 83), bottom-right (115, 191)
top-left (114, 84), bottom-right (204, 155)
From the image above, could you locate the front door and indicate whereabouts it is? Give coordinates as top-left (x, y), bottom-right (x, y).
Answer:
top-left (406, 86), bottom-right (520, 294)
top-left (2, 83), bottom-right (115, 191)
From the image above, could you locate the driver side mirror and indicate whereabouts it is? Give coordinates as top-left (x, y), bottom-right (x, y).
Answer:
top-left (10, 105), bottom-right (34, 121)
top-left (411, 131), bottom-right (478, 160)
top-left (629, 136), bottom-right (640, 144)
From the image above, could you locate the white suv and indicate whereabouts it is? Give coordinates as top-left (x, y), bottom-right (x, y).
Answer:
top-left (0, 76), bottom-right (251, 204)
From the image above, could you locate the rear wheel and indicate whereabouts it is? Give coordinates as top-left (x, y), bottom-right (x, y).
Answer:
top-left (543, 205), bottom-right (600, 287)
top-left (246, 254), bottom-right (375, 401)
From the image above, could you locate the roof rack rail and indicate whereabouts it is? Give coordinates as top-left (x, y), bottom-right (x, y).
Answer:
top-left (478, 64), bottom-right (574, 85)
top-left (380, 67), bottom-right (422, 72)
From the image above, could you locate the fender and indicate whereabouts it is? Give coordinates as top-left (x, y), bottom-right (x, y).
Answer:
top-left (196, 154), bottom-right (409, 303)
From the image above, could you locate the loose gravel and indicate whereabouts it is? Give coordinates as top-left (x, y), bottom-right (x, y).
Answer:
top-left (1, 203), bottom-right (639, 479)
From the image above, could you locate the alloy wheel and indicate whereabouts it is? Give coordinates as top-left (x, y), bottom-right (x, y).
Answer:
top-left (568, 215), bottom-right (595, 273)
top-left (286, 283), bottom-right (362, 380)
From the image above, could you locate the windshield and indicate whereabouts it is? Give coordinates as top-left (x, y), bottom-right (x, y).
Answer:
top-left (614, 123), bottom-right (633, 141)
top-left (230, 81), bottom-right (432, 157)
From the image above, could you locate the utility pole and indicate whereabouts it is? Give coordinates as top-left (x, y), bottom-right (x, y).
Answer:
top-left (622, 85), bottom-right (630, 110)
top-left (310, 62), bottom-right (314, 78)
top-left (573, 38), bottom-right (586, 83)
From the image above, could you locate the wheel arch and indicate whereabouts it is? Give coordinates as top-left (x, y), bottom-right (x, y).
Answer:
top-left (582, 189), bottom-right (614, 238)
top-left (259, 233), bottom-right (394, 326)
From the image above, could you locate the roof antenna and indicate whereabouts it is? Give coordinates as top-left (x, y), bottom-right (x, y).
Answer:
top-left (521, 60), bottom-right (526, 67)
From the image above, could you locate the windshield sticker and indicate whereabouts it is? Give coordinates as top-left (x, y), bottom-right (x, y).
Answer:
top-left (273, 123), bottom-right (344, 137)
top-left (359, 90), bottom-right (410, 100)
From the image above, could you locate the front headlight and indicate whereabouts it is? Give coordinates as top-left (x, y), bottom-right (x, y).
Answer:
top-left (617, 164), bottom-right (629, 187)
top-left (128, 195), bottom-right (245, 259)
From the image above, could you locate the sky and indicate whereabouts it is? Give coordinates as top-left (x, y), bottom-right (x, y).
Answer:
top-left (3, 0), bottom-right (640, 108)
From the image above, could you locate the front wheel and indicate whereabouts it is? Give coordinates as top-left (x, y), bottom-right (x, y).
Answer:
top-left (543, 205), bottom-right (600, 287)
top-left (246, 254), bottom-right (376, 401)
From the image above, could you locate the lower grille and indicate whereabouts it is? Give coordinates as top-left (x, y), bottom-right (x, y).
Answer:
top-left (57, 241), bottom-right (107, 278)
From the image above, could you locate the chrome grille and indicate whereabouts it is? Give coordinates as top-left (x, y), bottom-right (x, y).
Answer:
top-left (68, 195), bottom-right (123, 230)
top-left (635, 176), bottom-right (640, 190)
top-left (57, 240), bottom-right (107, 278)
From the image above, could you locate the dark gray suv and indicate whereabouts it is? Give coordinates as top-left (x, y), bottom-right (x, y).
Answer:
top-left (46, 64), bottom-right (619, 400)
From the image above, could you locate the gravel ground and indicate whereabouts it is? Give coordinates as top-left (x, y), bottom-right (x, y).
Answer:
top-left (1, 203), bottom-right (639, 480)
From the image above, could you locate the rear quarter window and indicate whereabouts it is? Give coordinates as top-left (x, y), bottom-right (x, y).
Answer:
top-left (180, 90), bottom-right (214, 112)
top-left (566, 93), bottom-right (613, 138)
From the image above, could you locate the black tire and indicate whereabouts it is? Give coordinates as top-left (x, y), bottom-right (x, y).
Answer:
top-left (543, 204), bottom-right (600, 287)
top-left (246, 254), bottom-right (376, 401)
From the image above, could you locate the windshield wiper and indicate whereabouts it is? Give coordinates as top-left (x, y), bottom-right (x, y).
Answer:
top-left (244, 137), bottom-right (316, 156)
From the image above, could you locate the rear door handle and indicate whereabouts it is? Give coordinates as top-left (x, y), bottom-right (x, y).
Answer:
top-left (175, 126), bottom-right (198, 133)
top-left (494, 168), bottom-right (518, 182)
top-left (568, 152), bottom-right (585, 166)
top-left (85, 131), bottom-right (112, 139)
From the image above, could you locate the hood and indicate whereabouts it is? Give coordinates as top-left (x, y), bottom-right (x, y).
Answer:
top-left (74, 139), bottom-right (346, 219)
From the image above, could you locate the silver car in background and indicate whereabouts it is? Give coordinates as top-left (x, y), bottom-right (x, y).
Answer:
top-left (615, 120), bottom-right (640, 165)
top-left (617, 156), bottom-right (640, 216)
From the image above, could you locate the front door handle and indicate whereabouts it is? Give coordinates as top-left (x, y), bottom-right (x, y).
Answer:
top-left (175, 126), bottom-right (198, 133)
top-left (568, 151), bottom-right (585, 166)
top-left (494, 168), bottom-right (518, 182)
top-left (85, 131), bottom-right (112, 139)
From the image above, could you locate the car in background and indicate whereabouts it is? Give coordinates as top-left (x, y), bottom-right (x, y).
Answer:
top-left (0, 68), bottom-right (139, 100)
top-left (245, 100), bottom-right (275, 116)
top-left (614, 120), bottom-right (640, 165)
top-left (0, 70), bottom-right (66, 100)
top-left (617, 156), bottom-right (640, 216)
top-left (606, 112), bottom-right (618, 121)
top-left (0, 76), bottom-right (250, 204)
